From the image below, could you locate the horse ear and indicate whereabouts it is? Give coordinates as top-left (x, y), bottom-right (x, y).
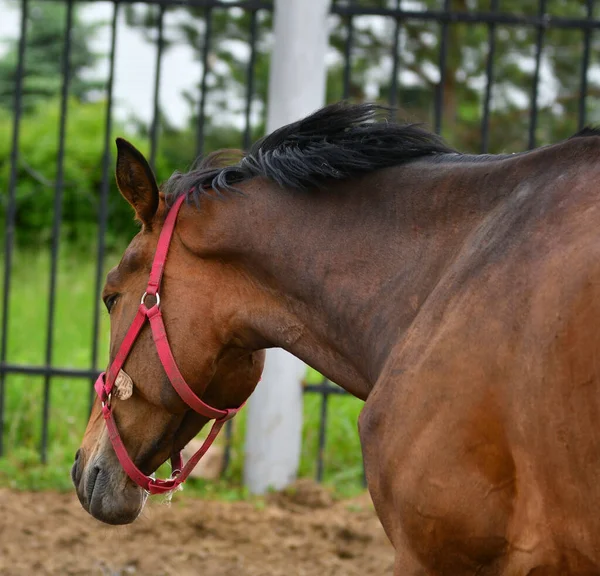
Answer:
top-left (115, 138), bottom-right (159, 228)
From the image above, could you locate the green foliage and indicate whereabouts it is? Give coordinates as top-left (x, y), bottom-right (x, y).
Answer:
top-left (0, 99), bottom-right (137, 248)
top-left (327, 0), bottom-right (600, 151)
top-left (0, 98), bottom-right (249, 248)
top-left (0, 1), bottom-right (103, 112)
top-left (0, 248), bottom-right (108, 490)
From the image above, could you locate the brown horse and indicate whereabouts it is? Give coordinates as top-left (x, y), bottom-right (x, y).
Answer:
top-left (74, 103), bottom-right (600, 574)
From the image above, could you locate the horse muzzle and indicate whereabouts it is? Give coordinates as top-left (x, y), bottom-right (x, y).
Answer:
top-left (72, 446), bottom-right (147, 525)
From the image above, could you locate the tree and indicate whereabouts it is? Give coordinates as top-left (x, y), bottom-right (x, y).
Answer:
top-left (0, 1), bottom-right (103, 112)
top-left (124, 3), bottom-right (272, 153)
top-left (0, 96), bottom-right (244, 248)
top-left (328, 0), bottom-right (600, 152)
top-left (122, 0), bottom-right (600, 155)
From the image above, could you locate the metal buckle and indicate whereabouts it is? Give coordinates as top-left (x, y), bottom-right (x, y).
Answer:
top-left (144, 473), bottom-right (157, 496)
top-left (141, 291), bottom-right (160, 308)
top-left (101, 392), bottom-right (112, 409)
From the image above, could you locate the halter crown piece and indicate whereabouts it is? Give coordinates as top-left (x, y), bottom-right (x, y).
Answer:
top-left (94, 194), bottom-right (243, 495)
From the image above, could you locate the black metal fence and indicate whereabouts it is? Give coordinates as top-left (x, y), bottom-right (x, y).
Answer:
top-left (1, 0), bottom-right (598, 485)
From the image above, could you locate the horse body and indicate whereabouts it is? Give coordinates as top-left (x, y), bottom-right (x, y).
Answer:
top-left (74, 103), bottom-right (600, 574)
top-left (363, 142), bottom-right (600, 574)
top-left (221, 138), bottom-right (600, 573)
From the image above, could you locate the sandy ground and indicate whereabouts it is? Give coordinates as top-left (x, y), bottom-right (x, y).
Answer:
top-left (0, 480), bottom-right (394, 575)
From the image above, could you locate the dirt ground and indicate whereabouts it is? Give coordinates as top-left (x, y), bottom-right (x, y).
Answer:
top-left (0, 480), bottom-right (394, 575)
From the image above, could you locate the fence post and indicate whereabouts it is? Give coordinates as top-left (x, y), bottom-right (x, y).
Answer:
top-left (243, 0), bottom-right (332, 495)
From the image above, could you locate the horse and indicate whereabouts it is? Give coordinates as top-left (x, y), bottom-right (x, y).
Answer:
top-left (73, 102), bottom-right (600, 575)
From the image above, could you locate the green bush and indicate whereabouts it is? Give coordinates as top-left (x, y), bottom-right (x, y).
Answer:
top-left (1, 100), bottom-right (130, 248)
top-left (0, 99), bottom-right (251, 250)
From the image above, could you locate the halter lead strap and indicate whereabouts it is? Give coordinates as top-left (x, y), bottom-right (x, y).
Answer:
top-left (95, 194), bottom-right (242, 495)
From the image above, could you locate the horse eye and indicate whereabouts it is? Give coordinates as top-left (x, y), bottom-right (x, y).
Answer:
top-left (104, 294), bottom-right (119, 313)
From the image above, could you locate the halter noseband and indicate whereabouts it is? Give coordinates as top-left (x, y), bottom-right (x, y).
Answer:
top-left (94, 194), bottom-right (242, 495)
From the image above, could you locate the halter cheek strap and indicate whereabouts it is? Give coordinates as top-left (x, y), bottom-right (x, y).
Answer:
top-left (94, 194), bottom-right (242, 495)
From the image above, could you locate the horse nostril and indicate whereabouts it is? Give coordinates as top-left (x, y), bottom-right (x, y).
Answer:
top-left (74, 449), bottom-right (81, 463)
top-left (86, 465), bottom-right (101, 505)
top-left (71, 453), bottom-right (83, 487)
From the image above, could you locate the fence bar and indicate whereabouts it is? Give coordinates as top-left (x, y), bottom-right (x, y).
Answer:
top-left (41, 0), bottom-right (75, 464)
top-left (57, 0), bottom-right (600, 29)
top-left (528, 0), bottom-right (547, 150)
top-left (0, 0), bottom-right (29, 458)
top-left (304, 383), bottom-right (347, 395)
top-left (89, 1), bottom-right (120, 411)
top-left (74, 0), bottom-right (271, 8)
top-left (388, 0), bottom-right (402, 108)
top-left (434, 0), bottom-right (450, 135)
top-left (481, 0), bottom-right (498, 154)
top-left (243, 9), bottom-right (259, 150)
top-left (315, 384), bottom-right (329, 482)
top-left (1, 363), bottom-right (99, 379)
top-left (578, 0), bottom-right (594, 131)
top-left (331, 5), bottom-right (600, 30)
top-left (196, 7), bottom-right (213, 158)
top-left (149, 3), bottom-right (166, 171)
top-left (222, 419), bottom-right (234, 475)
top-left (342, 14), bottom-right (353, 99)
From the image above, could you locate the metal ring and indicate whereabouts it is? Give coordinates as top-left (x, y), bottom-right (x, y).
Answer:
top-left (141, 291), bottom-right (160, 308)
top-left (101, 392), bottom-right (112, 409)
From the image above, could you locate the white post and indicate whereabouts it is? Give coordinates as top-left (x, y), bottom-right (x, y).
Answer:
top-left (243, 0), bottom-right (331, 495)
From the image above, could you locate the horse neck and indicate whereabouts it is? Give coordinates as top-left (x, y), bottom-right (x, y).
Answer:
top-left (181, 161), bottom-right (516, 399)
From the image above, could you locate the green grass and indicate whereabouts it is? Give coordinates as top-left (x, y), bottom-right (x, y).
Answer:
top-left (0, 247), bottom-right (365, 498)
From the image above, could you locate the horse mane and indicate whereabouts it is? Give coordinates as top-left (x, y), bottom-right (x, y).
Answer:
top-left (164, 102), bottom-right (456, 201)
top-left (164, 102), bottom-right (600, 203)
top-left (570, 126), bottom-right (600, 139)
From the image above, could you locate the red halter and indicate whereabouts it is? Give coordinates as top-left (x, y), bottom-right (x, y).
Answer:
top-left (94, 194), bottom-right (242, 495)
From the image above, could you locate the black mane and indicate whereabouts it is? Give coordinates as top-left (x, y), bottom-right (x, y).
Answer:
top-left (164, 102), bottom-right (456, 201)
top-left (570, 126), bottom-right (600, 139)
top-left (165, 102), bottom-right (600, 202)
